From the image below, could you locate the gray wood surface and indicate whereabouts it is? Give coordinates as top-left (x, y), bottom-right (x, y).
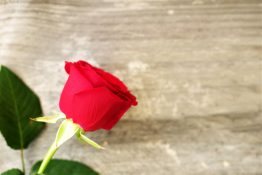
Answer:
top-left (0, 0), bottom-right (261, 174)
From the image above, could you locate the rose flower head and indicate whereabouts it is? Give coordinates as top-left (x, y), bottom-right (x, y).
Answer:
top-left (59, 60), bottom-right (138, 131)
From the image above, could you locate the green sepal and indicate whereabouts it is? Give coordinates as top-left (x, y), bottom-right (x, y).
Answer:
top-left (31, 113), bottom-right (66, 124)
top-left (55, 119), bottom-right (80, 147)
top-left (76, 130), bottom-right (104, 150)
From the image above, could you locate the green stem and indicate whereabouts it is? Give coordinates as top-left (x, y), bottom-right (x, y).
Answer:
top-left (20, 148), bottom-right (26, 174)
top-left (37, 142), bottom-right (58, 174)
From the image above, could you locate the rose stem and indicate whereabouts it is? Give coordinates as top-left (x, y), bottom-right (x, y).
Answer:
top-left (20, 148), bottom-right (26, 174)
top-left (37, 142), bottom-right (58, 174)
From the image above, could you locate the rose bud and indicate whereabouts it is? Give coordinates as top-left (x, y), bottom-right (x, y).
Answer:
top-left (59, 60), bottom-right (138, 131)
top-left (32, 60), bottom-right (138, 174)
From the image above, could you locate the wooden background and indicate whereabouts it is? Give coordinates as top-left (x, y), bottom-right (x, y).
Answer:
top-left (0, 0), bottom-right (261, 174)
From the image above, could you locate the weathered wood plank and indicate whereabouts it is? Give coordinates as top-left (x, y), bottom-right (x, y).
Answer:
top-left (0, 0), bottom-right (261, 174)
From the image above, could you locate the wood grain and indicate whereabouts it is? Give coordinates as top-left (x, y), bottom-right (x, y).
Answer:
top-left (0, 0), bottom-right (261, 174)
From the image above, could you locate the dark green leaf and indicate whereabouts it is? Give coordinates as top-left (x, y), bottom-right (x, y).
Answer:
top-left (1, 169), bottom-right (24, 175)
top-left (30, 159), bottom-right (99, 175)
top-left (0, 65), bottom-right (45, 149)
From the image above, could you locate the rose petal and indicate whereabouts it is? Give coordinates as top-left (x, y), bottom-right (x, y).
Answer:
top-left (70, 87), bottom-right (131, 131)
top-left (82, 61), bottom-right (137, 106)
top-left (59, 65), bottom-right (93, 118)
top-left (102, 104), bottom-right (130, 130)
top-left (65, 61), bottom-right (73, 74)
top-left (75, 62), bottom-right (105, 88)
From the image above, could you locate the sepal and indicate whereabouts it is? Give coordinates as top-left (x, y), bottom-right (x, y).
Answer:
top-left (31, 113), bottom-right (66, 124)
top-left (76, 130), bottom-right (104, 150)
top-left (55, 119), bottom-right (80, 147)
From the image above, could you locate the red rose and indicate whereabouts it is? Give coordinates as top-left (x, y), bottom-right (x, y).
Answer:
top-left (59, 60), bottom-right (137, 131)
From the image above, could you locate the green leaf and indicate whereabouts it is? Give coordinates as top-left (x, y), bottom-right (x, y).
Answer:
top-left (1, 169), bottom-right (24, 175)
top-left (30, 159), bottom-right (99, 175)
top-left (0, 65), bottom-right (45, 149)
